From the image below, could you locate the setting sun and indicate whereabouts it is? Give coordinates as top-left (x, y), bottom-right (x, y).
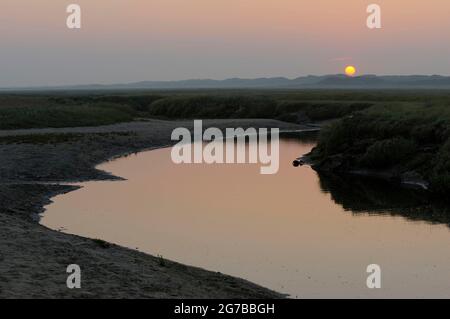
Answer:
top-left (345, 65), bottom-right (357, 77)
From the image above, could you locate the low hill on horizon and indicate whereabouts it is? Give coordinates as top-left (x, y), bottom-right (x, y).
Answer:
top-left (3, 75), bottom-right (450, 91)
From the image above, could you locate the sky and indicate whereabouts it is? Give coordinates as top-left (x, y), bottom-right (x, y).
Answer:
top-left (1, 0), bottom-right (449, 87)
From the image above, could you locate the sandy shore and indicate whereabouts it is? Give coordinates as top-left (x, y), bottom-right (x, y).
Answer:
top-left (0, 118), bottom-right (310, 299)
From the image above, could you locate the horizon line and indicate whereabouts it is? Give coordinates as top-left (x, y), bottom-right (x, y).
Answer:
top-left (2, 74), bottom-right (450, 91)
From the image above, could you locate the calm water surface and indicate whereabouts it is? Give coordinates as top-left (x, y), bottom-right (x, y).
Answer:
top-left (42, 137), bottom-right (450, 298)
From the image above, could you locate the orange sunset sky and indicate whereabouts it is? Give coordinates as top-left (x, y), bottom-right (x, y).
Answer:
top-left (1, 0), bottom-right (449, 87)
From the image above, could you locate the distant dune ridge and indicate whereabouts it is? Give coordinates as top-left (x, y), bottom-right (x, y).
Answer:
top-left (5, 74), bottom-right (450, 90)
top-left (3, 75), bottom-right (450, 91)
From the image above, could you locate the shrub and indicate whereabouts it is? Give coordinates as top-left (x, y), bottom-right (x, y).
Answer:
top-left (0, 104), bottom-right (134, 129)
top-left (360, 138), bottom-right (417, 169)
top-left (148, 95), bottom-right (277, 119)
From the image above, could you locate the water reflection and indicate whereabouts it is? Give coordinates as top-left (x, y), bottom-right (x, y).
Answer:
top-left (42, 134), bottom-right (450, 298)
top-left (318, 172), bottom-right (450, 227)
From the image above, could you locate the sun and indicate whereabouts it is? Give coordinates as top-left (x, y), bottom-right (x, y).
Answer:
top-left (345, 65), bottom-right (357, 77)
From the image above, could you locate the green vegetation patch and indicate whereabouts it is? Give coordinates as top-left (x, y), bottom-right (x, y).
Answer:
top-left (311, 100), bottom-right (450, 197)
top-left (147, 94), bottom-right (374, 122)
top-left (0, 132), bottom-right (137, 145)
top-left (7, 91), bottom-right (443, 130)
top-left (0, 104), bottom-right (134, 130)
